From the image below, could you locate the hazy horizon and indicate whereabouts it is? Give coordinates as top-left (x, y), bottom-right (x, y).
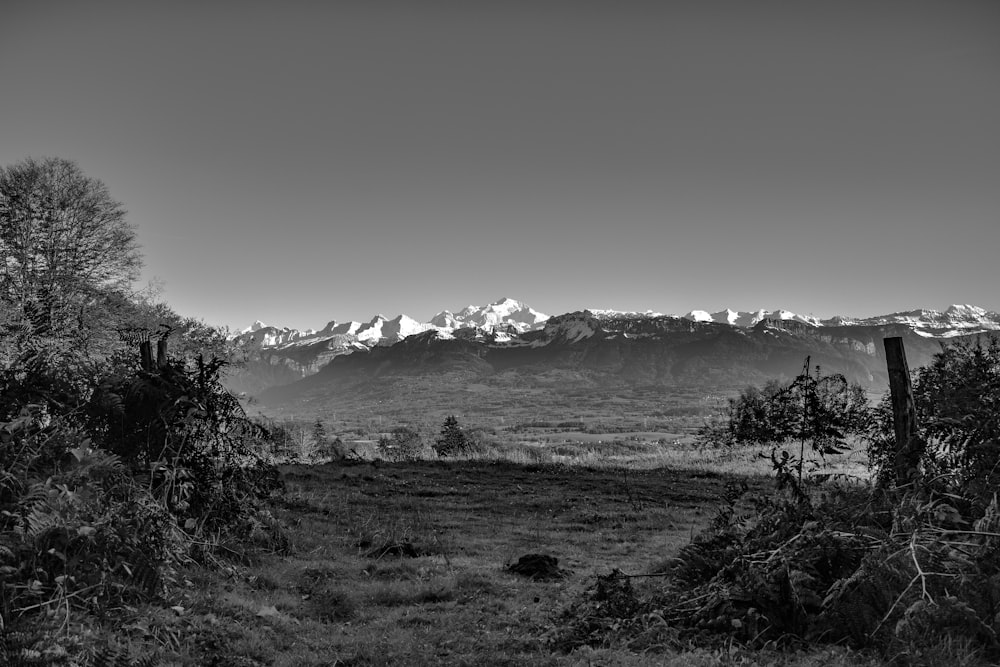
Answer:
top-left (3, 1), bottom-right (998, 331)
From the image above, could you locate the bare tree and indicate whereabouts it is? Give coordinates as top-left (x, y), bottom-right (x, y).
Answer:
top-left (0, 157), bottom-right (141, 336)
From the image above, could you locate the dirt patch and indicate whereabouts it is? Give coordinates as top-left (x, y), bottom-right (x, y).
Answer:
top-left (365, 541), bottom-right (420, 559)
top-left (507, 554), bottom-right (568, 580)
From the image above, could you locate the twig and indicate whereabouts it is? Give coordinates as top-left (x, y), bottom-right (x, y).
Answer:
top-left (12, 584), bottom-right (102, 614)
top-left (910, 535), bottom-right (932, 601)
top-left (936, 529), bottom-right (1000, 538)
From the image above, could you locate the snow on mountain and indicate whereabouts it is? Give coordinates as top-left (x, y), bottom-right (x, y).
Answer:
top-left (532, 311), bottom-right (599, 346)
top-left (945, 304), bottom-right (989, 320)
top-left (713, 309), bottom-right (742, 326)
top-left (236, 298), bottom-right (549, 352)
top-left (677, 305), bottom-right (1000, 332)
top-left (318, 320), bottom-right (363, 336)
top-left (353, 315), bottom-right (387, 345)
top-left (238, 320), bottom-right (268, 335)
top-left (682, 308), bottom-right (820, 328)
top-left (770, 310), bottom-right (823, 326)
top-left (684, 310), bottom-right (713, 323)
top-left (587, 309), bottom-right (665, 318)
top-left (351, 314), bottom-right (430, 345)
top-left (236, 301), bottom-right (1000, 356)
top-left (429, 310), bottom-right (460, 329)
top-left (239, 325), bottom-right (312, 347)
top-left (380, 314), bottom-right (433, 344)
top-left (430, 297), bottom-right (548, 333)
top-left (832, 304), bottom-right (1000, 336)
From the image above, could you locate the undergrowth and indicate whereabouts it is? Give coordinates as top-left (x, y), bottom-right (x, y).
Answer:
top-left (0, 332), bottom-right (285, 665)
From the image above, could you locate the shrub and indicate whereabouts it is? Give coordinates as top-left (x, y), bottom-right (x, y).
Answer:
top-left (0, 333), bottom-right (283, 662)
top-left (869, 335), bottom-right (1000, 510)
top-left (378, 427), bottom-right (424, 461)
top-left (87, 353), bottom-right (280, 536)
top-left (699, 359), bottom-right (872, 496)
top-left (707, 361), bottom-right (871, 451)
top-left (0, 407), bottom-right (185, 655)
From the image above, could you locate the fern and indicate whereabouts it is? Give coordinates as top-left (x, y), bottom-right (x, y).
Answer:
top-left (19, 485), bottom-right (60, 539)
top-left (0, 627), bottom-right (50, 667)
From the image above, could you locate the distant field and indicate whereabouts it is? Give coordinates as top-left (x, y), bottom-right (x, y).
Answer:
top-left (535, 431), bottom-right (687, 444)
top-left (251, 378), bottom-right (736, 441)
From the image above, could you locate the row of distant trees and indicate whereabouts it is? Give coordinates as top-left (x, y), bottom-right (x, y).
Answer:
top-left (376, 415), bottom-right (472, 460)
top-left (266, 415), bottom-right (475, 462)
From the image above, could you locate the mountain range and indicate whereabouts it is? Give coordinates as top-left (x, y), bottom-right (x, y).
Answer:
top-left (225, 299), bottom-right (1000, 405)
top-left (237, 299), bottom-right (1000, 351)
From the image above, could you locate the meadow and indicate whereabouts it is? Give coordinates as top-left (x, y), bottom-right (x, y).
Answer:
top-left (138, 439), bottom-right (880, 666)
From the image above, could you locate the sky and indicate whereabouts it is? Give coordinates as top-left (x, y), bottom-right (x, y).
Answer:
top-left (2, 1), bottom-right (998, 331)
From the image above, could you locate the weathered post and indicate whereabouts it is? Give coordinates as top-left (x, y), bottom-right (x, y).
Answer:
top-left (156, 337), bottom-right (168, 369)
top-left (883, 336), bottom-right (922, 487)
top-left (139, 339), bottom-right (154, 371)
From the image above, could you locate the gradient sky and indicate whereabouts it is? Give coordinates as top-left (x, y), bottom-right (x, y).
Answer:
top-left (2, 1), bottom-right (998, 331)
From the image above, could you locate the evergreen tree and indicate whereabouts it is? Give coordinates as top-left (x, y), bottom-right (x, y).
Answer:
top-left (434, 415), bottom-right (469, 456)
top-left (312, 419), bottom-right (327, 447)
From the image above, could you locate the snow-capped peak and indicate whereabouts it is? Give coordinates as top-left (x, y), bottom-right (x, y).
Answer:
top-left (681, 308), bottom-right (818, 328)
top-left (684, 310), bottom-right (714, 323)
top-left (234, 301), bottom-right (1000, 356)
top-left (429, 298), bottom-right (549, 333)
top-left (945, 304), bottom-right (988, 318)
top-left (237, 320), bottom-right (268, 335)
top-left (235, 298), bottom-right (550, 353)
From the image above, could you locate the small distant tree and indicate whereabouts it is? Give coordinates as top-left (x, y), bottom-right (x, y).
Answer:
top-left (312, 419), bottom-right (327, 447)
top-left (434, 415), bottom-right (470, 456)
top-left (699, 358), bottom-right (872, 495)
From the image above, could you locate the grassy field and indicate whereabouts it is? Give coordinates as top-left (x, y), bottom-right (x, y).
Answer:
top-left (154, 449), bottom-right (880, 666)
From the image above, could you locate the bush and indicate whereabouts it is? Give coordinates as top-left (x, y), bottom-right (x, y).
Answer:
top-left (0, 408), bottom-right (184, 655)
top-left (703, 361), bottom-right (871, 452)
top-left (869, 335), bottom-right (1000, 510)
top-left (0, 334), bottom-right (283, 662)
top-left (378, 427), bottom-right (425, 461)
top-left (87, 353), bottom-right (280, 535)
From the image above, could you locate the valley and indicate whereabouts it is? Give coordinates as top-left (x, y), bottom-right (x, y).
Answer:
top-left (231, 301), bottom-right (988, 455)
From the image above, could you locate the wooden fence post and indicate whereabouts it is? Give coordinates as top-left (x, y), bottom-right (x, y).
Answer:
top-left (139, 340), bottom-right (154, 371)
top-left (156, 338), bottom-right (168, 369)
top-left (883, 336), bottom-right (922, 486)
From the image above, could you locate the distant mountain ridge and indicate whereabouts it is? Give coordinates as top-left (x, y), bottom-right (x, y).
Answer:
top-left (238, 300), bottom-right (1000, 350)
top-left (235, 297), bottom-right (548, 349)
top-left (680, 304), bottom-right (1000, 336)
top-left (224, 300), bottom-right (1000, 396)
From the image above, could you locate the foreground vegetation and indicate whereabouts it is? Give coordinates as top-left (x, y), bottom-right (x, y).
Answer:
top-left (0, 157), bottom-right (284, 664)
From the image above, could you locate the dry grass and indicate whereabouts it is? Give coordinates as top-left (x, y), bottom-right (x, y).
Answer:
top-left (137, 456), bottom-right (885, 665)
